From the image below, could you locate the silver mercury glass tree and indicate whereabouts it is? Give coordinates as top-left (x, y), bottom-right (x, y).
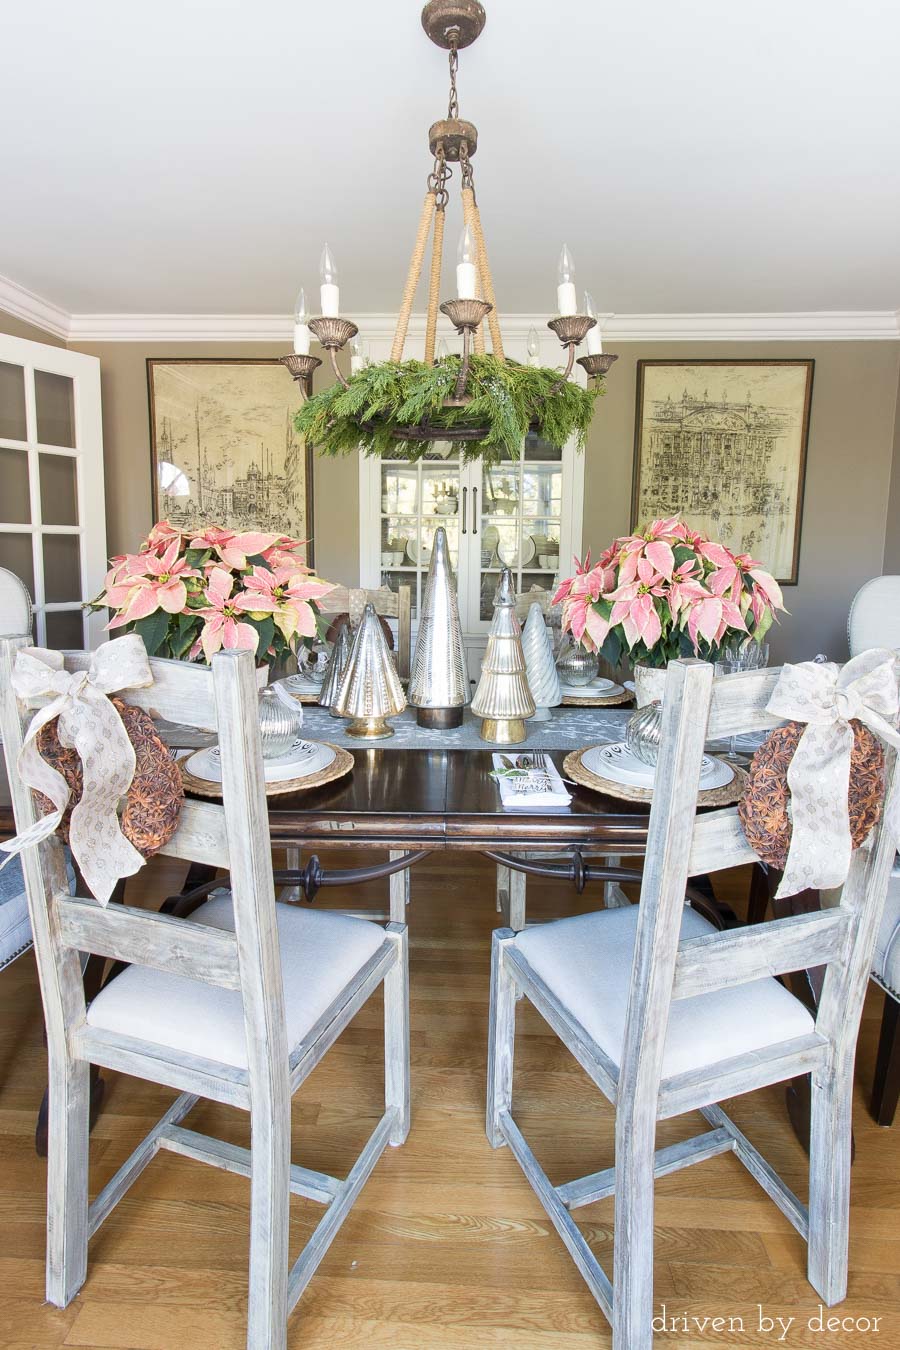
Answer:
top-left (470, 568), bottom-right (535, 744)
top-left (521, 601), bottom-right (561, 721)
top-left (317, 619), bottom-right (354, 716)
top-left (407, 526), bottom-right (470, 728)
top-left (332, 603), bottom-right (406, 738)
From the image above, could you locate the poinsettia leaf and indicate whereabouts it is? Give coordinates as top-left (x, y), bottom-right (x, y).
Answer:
top-left (133, 609), bottom-right (171, 657)
top-left (244, 553), bottom-right (269, 570)
top-left (600, 631), bottom-right (622, 667)
top-left (249, 615), bottom-right (275, 661)
top-left (184, 547), bottom-right (210, 569)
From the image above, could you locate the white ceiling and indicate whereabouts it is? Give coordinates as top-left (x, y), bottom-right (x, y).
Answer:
top-left (3, 0), bottom-right (900, 319)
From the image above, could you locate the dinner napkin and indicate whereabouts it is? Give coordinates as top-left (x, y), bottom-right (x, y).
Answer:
top-left (492, 754), bottom-right (572, 811)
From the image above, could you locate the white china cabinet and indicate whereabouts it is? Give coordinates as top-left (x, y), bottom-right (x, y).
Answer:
top-left (358, 325), bottom-right (585, 679)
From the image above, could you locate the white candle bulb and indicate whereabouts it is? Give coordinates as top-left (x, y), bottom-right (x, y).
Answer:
top-left (319, 243), bottom-right (340, 317)
top-left (350, 338), bottom-right (368, 374)
top-left (557, 244), bottom-right (577, 316)
top-left (583, 291), bottom-right (602, 355)
top-left (457, 225), bottom-right (477, 300)
top-left (526, 326), bottom-right (541, 367)
top-left (292, 287), bottom-right (311, 355)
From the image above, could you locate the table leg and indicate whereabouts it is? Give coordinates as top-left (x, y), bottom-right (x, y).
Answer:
top-left (604, 853), bottom-right (631, 909)
top-left (279, 846), bottom-right (303, 903)
top-left (389, 850), bottom-right (410, 924)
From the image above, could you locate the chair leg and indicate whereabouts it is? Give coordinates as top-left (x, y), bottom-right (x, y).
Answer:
top-left (612, 1111), bottom-right (656, 1350)
top-left (389, 851), bottom-right (410, 924)
top-left (384, 924), bottom-right (410, 1145)
top-left (496, 864), bottom-right (509, 916)
top-left (246, 1102), bottom-right (290, 1350)
top-left (808, 1059), bottom-right (853, 1306)
top-left (871, 991), bottom-right (900, 1127)
top-left (486, 929), bottom-right (516, 1148)
top-left (45, 1056), bottom-right (90, 1308)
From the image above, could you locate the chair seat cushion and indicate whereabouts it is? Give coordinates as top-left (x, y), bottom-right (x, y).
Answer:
top-left (873, 874), bottom-right (900, 998)
top-left (512, 904), bottom-right (815, 1082)
top-left (0, 856), bottom-right (32, 971)
top-left (86, 893), bottom-right (388, 1069)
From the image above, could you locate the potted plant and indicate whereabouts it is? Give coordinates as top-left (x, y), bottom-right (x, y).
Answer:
top-left (92, 521), bottom-right (336, 672)
top-left (553, 515), bottom-right (784, 703)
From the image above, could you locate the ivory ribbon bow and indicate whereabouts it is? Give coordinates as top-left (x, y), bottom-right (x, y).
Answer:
top-left (766, 648), bottom-right (900, 898)
top-left (0, 635), bottom-right (154, 905)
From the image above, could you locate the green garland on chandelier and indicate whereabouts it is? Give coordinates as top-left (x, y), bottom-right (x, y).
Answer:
top-left (293, 354), bottom-right (605, 465)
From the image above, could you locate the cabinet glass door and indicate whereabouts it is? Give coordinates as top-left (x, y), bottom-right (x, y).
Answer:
top-left (475, 430), bottom-right (563, 622)
top-left (378, 443), bottom-right (463, 619)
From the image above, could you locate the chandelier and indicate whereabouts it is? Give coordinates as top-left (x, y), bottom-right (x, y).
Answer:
top-left (282, 0), bottom-right (617, 462)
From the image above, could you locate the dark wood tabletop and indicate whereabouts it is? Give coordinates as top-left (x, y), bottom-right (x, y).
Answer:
top-left (265, 747), bottom-right (651, 853)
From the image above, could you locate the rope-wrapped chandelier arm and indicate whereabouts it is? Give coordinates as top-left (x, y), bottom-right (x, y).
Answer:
top-left (462, 184), bottom-right (505, 361)
top-left (423, 180), bottom-right (447, 364)
top-left (390, 190), bottom-right (438, 364)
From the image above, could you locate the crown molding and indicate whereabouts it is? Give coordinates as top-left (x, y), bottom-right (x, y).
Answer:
top-left (2, 274), bottom-right (898, 345)
top-left (0, 273), bottom-right (71, 340)
top-left (65, 308), bottom-right (900, 344)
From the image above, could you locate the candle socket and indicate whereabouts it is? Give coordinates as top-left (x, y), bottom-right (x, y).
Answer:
top-left (577, 352), bottom-right (619, 379)
top-left (280, 353), bottom-right (322, 386)
top-left (440, 298), bottom-right (493, 332)
top-left (308, 317), bottom-right (358, 350)
top-left (547, 314), bottom-right (596, 347)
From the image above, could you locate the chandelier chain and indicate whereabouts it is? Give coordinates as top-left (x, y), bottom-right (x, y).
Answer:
top-left (459, 140), bottom-right (475, 194)
top-left (427, 149), bottom-right (451, 210)
top-left (447, 44), bottom-right (459, 119)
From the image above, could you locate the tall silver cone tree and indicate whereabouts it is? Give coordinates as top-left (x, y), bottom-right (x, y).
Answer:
top-left (522, 602), bottom-right (561, 721)
top-left (471, 568), bottom-right (535, 744)
top-left (407, 526), bottom-right (470, 729)
top-left (318, 619), bottom-right (354, 714)
top-left (332, 603), bottom-right (406, 738)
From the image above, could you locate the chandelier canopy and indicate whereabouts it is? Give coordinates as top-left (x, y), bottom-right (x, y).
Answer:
top-left (285, 0), bottom-right (617, 464)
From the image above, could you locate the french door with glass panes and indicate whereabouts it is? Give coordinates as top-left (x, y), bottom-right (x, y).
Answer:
top-left (359, 432), bottom-right (583, 679)
top-left (0, 335), bottom-right (107, 648)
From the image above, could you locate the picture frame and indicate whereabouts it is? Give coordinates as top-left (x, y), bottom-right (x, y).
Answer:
top-left (147, 358), bottom-right (315, 565)
top-left (632, 359), bottom-right (814, 585)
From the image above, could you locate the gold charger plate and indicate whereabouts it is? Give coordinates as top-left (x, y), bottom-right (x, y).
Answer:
top-left (180, 743), bottom-right (354, 798)
top-left (560, 690), bottom-right (634, 708)
top-left (564, 746), bottom-right (747, 806)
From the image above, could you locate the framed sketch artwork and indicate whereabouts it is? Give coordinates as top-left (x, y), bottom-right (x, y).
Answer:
top-left (632, 359), bottom-right (814, 584)
top-left (147, 358), bottom-right (315, 563)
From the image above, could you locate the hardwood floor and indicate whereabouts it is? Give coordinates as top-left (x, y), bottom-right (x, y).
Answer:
top-left (1, 853), bottom-right (898, 1349)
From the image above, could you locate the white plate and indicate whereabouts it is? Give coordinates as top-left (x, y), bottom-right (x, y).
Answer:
top-left (406, 539), bottom-right (432, 566)
top-left (186, 740), bottom-right (336, 785)
top-left (498, 535), bottom-right (536, 569)
top-left (280, 674), bottom-right (323, 696)
top-left (582, 742), bottom-right (734, 790)
top-left (590, 677), bottom-right (617, 692)
top-left (559, 681), bottom-right (624, 699)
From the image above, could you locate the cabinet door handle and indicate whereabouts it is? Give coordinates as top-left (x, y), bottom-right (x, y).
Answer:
top-left (461, 487), bottom-right (467, 534)
top-left (472, 486), bottom-right (478, 536)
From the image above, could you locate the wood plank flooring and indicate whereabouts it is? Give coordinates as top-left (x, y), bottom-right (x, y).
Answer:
top-left (1, 852), bottom-right (897, 1348)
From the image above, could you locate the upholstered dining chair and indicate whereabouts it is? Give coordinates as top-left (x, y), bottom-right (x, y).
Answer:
top-left (0, 640), bottom-right (410, 1350)
top-left (487, 658), bottom-right (898, 1350)
top-left (0, 568), bottom-right (35, 971)
top-left (848, 575), bottom-right (900, 1125)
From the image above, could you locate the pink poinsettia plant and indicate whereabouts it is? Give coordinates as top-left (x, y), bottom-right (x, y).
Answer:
top-left (92, 521), bottom-right (336, 667)
top-left (554, 516), bottom-right (785, 669)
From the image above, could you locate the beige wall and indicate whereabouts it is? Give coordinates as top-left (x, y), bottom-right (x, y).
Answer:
top-left (882, 363), bottom-right (900, 575)
top-left (4, 308), bottom-right (900, 663)
top-left (582, 341), bottom-right (900, 664)
top-left (0, 312), bottom-right (66, 346)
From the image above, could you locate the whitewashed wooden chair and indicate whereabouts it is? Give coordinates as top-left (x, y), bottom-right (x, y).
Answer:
top-left (487, 658), bottom-right (898, 1349)
top-left (0, 639), bottom-right (410, 1350)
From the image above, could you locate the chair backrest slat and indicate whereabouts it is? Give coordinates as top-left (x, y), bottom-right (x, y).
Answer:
top-left (672, 909), bottom-right (851, 1000)
top-left (688, 806), bottom-right (758, 875)
top-left (57, 896), bottom-right (241, 990)
top-left (162, 799), bottom-right (231, 869)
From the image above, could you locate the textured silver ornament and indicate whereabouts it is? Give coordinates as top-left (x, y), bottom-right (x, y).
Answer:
top-left (332, 603), bottom-right (406, 738)
top-left (407, 525), bottom-right (470, 728)
top-left (521, 602), bottom-right (561, 720)
top-left (625, 699), bottom-right (663, 766)
top-left (257, 684), bottom-right (304, 759)
top-left (555, 634), bottom-right (599, 686)
top-left (471, 568), bottom-right (535, 743)
top-left (318, 619), bottom-right (354, 714)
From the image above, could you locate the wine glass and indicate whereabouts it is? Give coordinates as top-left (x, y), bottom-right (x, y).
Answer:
top-left (715, 638), bottom-right (769, 762)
